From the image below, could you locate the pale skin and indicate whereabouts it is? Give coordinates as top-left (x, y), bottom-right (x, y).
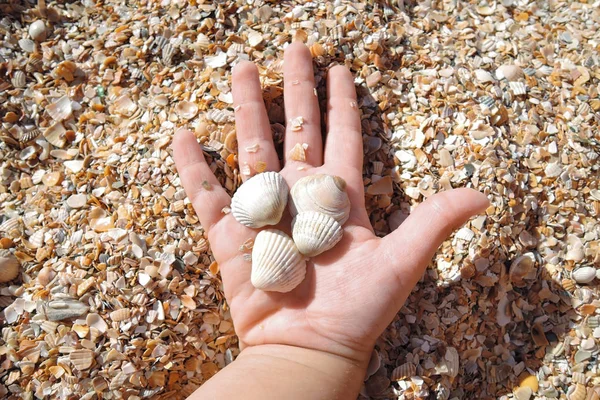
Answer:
top-left (172, 42), bottom-right (489, 400)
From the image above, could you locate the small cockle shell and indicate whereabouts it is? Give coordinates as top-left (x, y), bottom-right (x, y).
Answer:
top-left (11, 70), bottom-right (26, 88)
top-left (292, 212), bottom-right (343, 257)
top-left (0, 250), bottom-right (20, 283)
top-left (573, 266), bottom-right (596, 284)
top-left (289, 174), bottom-right (351, 225)
top-left (231, 172), bottom-right (289, 228)
top-left (567, 383), bottom-right (587, 400)
top-left (29, 20), bottom-right (47, 42)
top-left (251, 229), bottom-right (306, 292)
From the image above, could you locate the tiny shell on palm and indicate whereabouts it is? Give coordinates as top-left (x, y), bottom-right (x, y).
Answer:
top-left (46, 96), bottom-right (72, 121)
top-left (251, 229), bottom-right (306, 293)
top-left (110, 308), bottom-right (131, 322)
top-left (288, 143), bottom-right (307, 162)
top-left (231, 172), bottom-right (289, 228)
top-left (289, 174), bottom-right (351, 225)
top-left (70, 349), bottom-right (94, 370)
top-left (0, 250), bottom-right (20, 283)
top-left (175, 101), bottom-right (198, 120)
top-left (292, 212), bottom-right (343, 257)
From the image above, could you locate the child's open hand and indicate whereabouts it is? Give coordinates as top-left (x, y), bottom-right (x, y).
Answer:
top-left (172, 42), bottom-right (489, 399)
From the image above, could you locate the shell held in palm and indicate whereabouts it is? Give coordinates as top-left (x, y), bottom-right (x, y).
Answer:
top-left (289, 174), bottom-right (351, 225)
top-left (251, 229), bottom-right (306, 293)
top-left (292, 212), bottom-right (343, 257)
top-left (231, 172), bottom-right (289, 228)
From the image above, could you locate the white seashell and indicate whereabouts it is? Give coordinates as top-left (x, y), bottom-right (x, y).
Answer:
top-left (110, 308), bottom-right (131, 322)
top-left (474, 69), bottom-right (495, 83)
top-left (510, 81), bottom-right (527, 95)
top-left (86, 313), bottom-right (108, 333)
top-left (292, 212), bottom-right (343, 257)
top-left (544, 162), bottom-right (561, 178)
top-left (289, 174), bottom-right (351, 225)
top-left (176, 101), bottom-right (198, 120)
top-left (513, 386), bottom-right (533, 400)
top-left (251, 229), bottom-right (306, 292)
top-left (46, 96), bottom-right (72, 121)
top-left (0, 250), bottom-right (20, 283)
top-left (205, 51), bottom-right (227, 68)
top-left (28, 230), bottom-right (44, 248)
top-left (391, 362), bottom-right (416, 381)
top-left (11, 70), bottom-right (26, 88)
top-left (496, 65), bottom-right (523, 81)
top-left (43, 122), bottom-right (67, 148)
top-left (29, 20), bottom-right (47, 42)
top-left (231, 172), bottom-right (289, 228)
top-left (572, 267), bottom-right (596, 284)
top-left (455, 227), bottom-right (475, 241)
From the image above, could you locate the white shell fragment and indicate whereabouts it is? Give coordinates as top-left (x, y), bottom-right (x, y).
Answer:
top-left (46, 96), bottom-right (73, 121)
top-left (251, 229), bottom-right (306, 293)
top-left (29, 20), bottom-right (47, 42)
top-left (572, 267), bottom-right (596, 284)
top-left (231, 172), bottom-right (289, 228)
top-left (289, 174), bottom-right (351, 225)
top-left (292, 212), bottom-right (343, 257)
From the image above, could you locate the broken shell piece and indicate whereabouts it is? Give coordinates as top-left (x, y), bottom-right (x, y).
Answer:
top-left (87, 313), bottom-right (108, 333)
top-left (0, 250), bottom-right (20, 283)
top-left (572, 266), bottom-right (596, 284)
top-left (251, 229), bottom-right (306, 292)
top-left (70, 349), bottom-right (94, 371)
top-left (391, 363), bottom-right (416, 381)
top-left (175, 101), bottom-right (198, 120)
top-left (109, 308), bottom-right (131, 322)
top-left (509, 253), bottom-right (536, 285)
top-left (567, 383), bottom-right (587, 400)
top-left (44, 122), bottom-right (67, 148)
top-left (44, 299), bottom-right (89, 321)
top-left (46, 96), bottom-right (72, 121)
top-left (288, 143), bottom-right (307, 162)
top-left (290, 116), bottom-right (304, 131)
top-left (292, 212), bottom-right (343, 257)
top-left (231, 172), bottom-right (289, 228)
top-left (496, 65), bottom-right (523, 81)
top-left (289, 174), bottom-right (351, 225)
top-left (513, 386), bottom-right (533, 400)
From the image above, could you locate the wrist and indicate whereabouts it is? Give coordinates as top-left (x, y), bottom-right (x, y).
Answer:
top-left (201, 344), bottom-right (369, 400)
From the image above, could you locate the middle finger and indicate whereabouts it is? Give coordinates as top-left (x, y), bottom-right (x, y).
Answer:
top-left (283, 42), bottom-right (323, 167)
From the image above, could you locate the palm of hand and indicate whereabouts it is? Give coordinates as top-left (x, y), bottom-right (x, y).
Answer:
top-left (173, 43), bottom-right (488, 363)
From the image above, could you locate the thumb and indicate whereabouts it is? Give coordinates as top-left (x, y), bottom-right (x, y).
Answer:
top-left (378, 188), bottom-right (489, 295)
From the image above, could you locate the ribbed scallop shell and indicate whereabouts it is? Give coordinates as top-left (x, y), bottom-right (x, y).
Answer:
top-left (251, 229), bottom-right (306, 292)
top-left (292, 212), bottom-right (343, 257)
top-left (231, 172), bottom-right (289, 228)
top-left (289, 174), bottom-right (351, 225)
top-left (0, 250), bottom-right (20, 283)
